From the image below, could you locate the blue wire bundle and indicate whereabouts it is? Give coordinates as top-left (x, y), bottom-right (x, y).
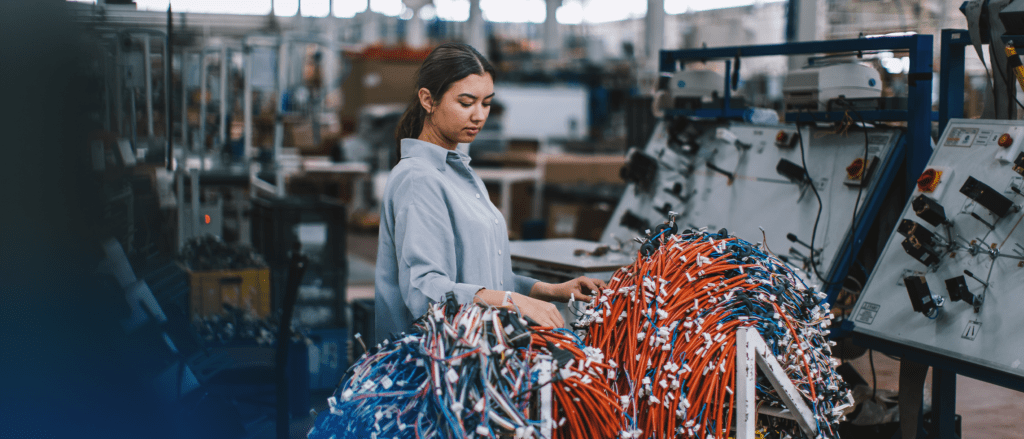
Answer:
top-left (308, 298), bottom-right (619, 439)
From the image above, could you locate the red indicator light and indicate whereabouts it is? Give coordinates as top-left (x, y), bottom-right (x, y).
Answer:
top-left (846, 158), bottom-right (865, 180)
top-left (917, 168), bottom-right (942, 193)
top-left (998, 133), bottom-right (1013, 147)
top-left (204, 214), bottom-right (211, 224)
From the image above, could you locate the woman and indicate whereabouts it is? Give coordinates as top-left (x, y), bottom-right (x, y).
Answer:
top-left (374, 43), bottom-right (606, 342)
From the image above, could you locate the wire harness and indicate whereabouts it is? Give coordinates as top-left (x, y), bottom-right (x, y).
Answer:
top-left (308, 296), bottom-right (621, 439)
top-left (578, 228), bottom-right (852, 439)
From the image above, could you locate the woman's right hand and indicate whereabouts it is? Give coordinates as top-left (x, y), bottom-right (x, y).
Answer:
top-left (507, 292), bottom-right (565, 328)
top-left (475, 289), bottom-right (564, 328)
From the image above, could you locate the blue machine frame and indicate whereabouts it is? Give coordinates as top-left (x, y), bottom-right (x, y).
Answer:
top-left (659, 35), bottom-right (934, 310)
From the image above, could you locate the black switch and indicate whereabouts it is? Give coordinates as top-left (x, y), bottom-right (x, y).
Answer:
top-left (619, 210), bottom-right (650, 233)
top-left (777, 158), bottom-right (810, 184)
top-left (960, 176), bottom-right (1014, 217)
top-left (897, 219), bottom-right (938, 248)
top-left (620, 149), bottom-right (659, 190)
top-left (901, 236), bottom-right (940, 267)
top-left (944, 275), bottom-right (975, 304)
top-left (905, 275), bottom-right (938, 315)
top-left (912, 194), bottom-right (947, 226)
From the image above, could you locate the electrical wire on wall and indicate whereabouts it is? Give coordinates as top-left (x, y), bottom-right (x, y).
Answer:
top-left (307, 297), bottom-right (621, 439)
top-left (577, 225), bottom-right (853, 439)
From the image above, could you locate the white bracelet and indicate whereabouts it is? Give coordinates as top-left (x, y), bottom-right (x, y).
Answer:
top-left (503, 290), bottom-right (514, 307)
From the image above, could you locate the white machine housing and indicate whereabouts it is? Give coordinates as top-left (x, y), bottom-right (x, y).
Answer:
top-left (851, 118), bottom-right (1024, 381)
top-left (671, 70), bottom-right (727, 100)
top-left (783, 62), bottom-right (882, 111)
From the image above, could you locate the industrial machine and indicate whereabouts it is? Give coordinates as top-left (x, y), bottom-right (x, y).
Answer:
top-left (851, 118), bottom-right (1024, 385)
top-left (599, 116), bottom-right (904, 300)
top-left (513, 35), bottom-right (932, 328)
top-left (682, 122), bottom-right (904, 296)
top-left (670, 70), bottom-right (725, 100)
top-left (783, 61), bottom-right (883, 112)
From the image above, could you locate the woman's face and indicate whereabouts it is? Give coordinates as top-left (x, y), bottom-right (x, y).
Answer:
top-left (419, 73), bottom-right (494, 149)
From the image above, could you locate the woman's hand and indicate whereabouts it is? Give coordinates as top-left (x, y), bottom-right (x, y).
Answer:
top-left (474, 289), bottom-right (564, 328)
top-left (507, 293), bottom-right (564, 328)
top-left (531, 277), bottom-right (608, 303)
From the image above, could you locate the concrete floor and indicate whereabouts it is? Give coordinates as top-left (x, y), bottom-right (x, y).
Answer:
top-left (345, 231), bottom-right (1024, 438)
top-left (845, 352), bottom-right (1024, 438)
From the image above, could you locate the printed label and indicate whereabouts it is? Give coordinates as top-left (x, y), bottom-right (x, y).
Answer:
top-left (855, 302), bottom-right (880, 325)
top-left (962, 320), bottom-right (981, 341)
top-left (945, 127), bottom-right (979, 147)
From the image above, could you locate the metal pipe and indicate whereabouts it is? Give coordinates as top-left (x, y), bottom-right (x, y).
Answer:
top-left (176, 170), bottom-right (184, 250)
top-left (190, 168), bottom-right (200, 240)
top-left (181, 51), bottom-right (189, 153)
top-left (130, 84), bottom-right (137, 148)
top-left (115, 34), bottom-right (124, 136)
top-left (244, 46), bottom-right (253, 159)
top-left (143, 33), bottom-right (154, 137)
top-left (219, 45), bottom-right (228, 149)
top-left (166, 6), bottom-right (173, 171)
top-left (199, 50), bottom-right (208, 152)
top-left (103, 47), bottom-right (111, 132)
top-left (274, 40), bottom-right (288, 159)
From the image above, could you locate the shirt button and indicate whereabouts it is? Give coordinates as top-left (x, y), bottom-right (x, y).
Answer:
top-left (500, 281), bottom-right (503, 286)
top-left (498, 250), bottom-right (502, 255)
top-left (494, 219), bottom-right (499, 224)
top-left (476, 193), bottom-right (481, 199)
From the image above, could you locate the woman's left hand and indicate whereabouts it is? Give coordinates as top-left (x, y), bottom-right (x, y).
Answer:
top-left (532, 276), bottom-right (608, 303)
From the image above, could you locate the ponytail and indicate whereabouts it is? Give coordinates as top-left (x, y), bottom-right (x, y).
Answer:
top-left (394, 97), bottom-right (426, 163)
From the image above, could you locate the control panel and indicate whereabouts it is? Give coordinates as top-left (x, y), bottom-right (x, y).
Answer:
top-left (852, 119), bottom-right (1024, 379)
top-left (600, 117), bottom-right (708, 250)
top-left (601, 117), bottom-right (904, 293)
top-left (682, 123), bottom-right (903, 289)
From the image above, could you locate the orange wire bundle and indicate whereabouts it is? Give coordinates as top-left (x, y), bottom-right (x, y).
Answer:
top-left (579, 228), bottom-right (852, 439)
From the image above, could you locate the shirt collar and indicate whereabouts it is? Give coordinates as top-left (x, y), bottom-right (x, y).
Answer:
top-left (401, 138), bottom-right (470, 172)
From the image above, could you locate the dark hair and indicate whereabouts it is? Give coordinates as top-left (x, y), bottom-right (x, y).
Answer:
top-left (394, 42), bottom-right (497, 161)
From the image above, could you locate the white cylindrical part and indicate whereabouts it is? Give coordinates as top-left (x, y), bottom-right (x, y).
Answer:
top-left (407, 7), bottom-right (427, 49)
top-left (544, 0), bottom-right (561, 60)
top-left (199, 51), bottom-right (208, 152)
top-left (244, 47), bottom-right (253, 159)
top-left (645, 0), bottom-right (665, 61)
top-left (181, 52), bottom-right (189, 151)
top-left (219, 45), bottom-right (228, 148)
top-left (467, 0), bottom-right (485, 53)
top-left (787, 0), bottom-right (821, 71)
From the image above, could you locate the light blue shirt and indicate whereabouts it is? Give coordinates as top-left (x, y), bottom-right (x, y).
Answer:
top-left (374, 138), bottom-right (539, 342)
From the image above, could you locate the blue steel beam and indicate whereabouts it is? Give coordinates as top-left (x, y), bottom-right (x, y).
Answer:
top-left (939, 30), bottom-right (969, 135)
top-left (660, 35), bottom-right (931, 73)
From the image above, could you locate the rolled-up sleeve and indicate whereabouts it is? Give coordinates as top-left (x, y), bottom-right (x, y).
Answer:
top-left (513, 274), bottom-right (539, 296)
top-left (393, 191), bottom-right (483, 319)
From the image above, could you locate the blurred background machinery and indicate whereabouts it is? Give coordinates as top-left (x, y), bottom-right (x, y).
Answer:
top-left (9, 0), bottom-right (1024, 438)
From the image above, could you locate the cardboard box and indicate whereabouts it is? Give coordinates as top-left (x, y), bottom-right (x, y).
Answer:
top-left (545, 202), bottom-right (613, 241)
top-left (340, 46), bottom-right (431, 133)
top-left (547, 203), bottom-right (582, 239)
top-left (283, 114), bottom-right (342, 155)
top-left (485, 180), bottom-right (535, 240)
top-left (187, 266), bottom-right (271, 318)
top-left (543, 154), bottom-right (626, 185)
top-left (477, 152), bottom-right (627, 185)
